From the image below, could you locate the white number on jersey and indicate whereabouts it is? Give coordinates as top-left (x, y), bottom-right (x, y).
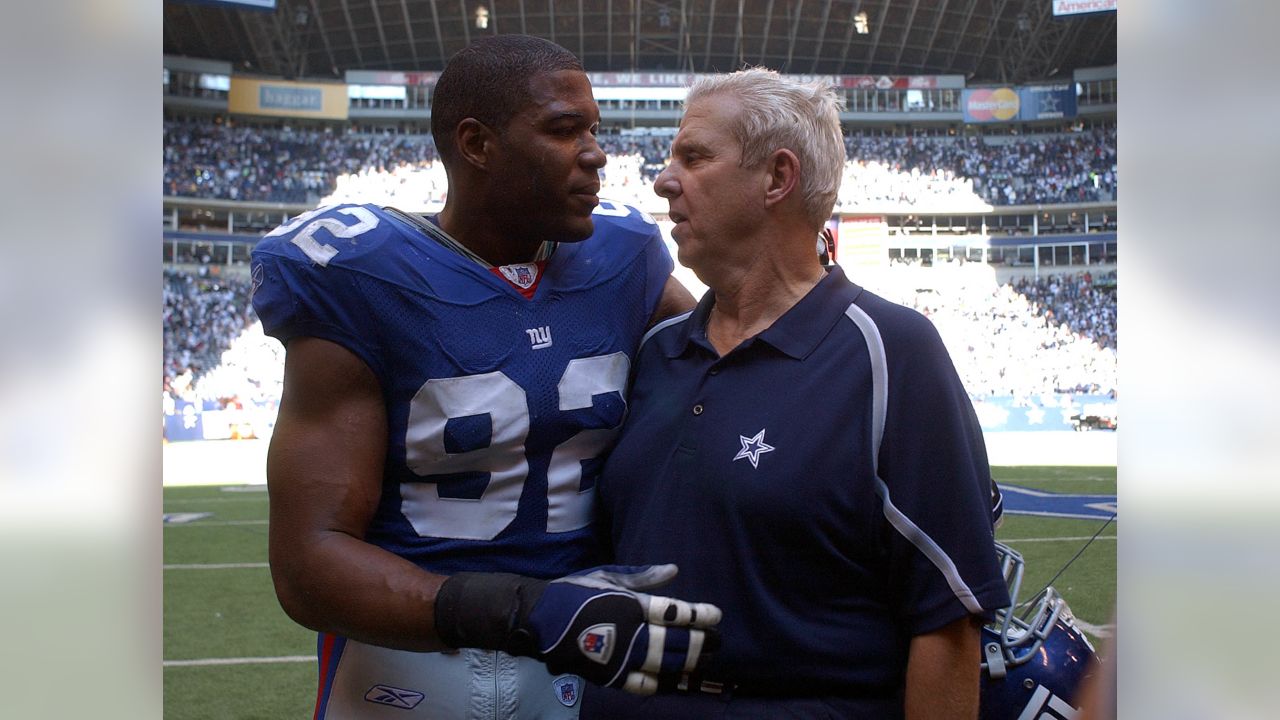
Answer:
top-left (402, 353), bottom-right (630, 541)
top-left (264, 205), bottom-right (380, 266)
top-left (592, 199), bottom-right (657, 225)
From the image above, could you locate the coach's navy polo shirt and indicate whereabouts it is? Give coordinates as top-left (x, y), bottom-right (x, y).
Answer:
top-left (598, 264), bottom-right (1010, 698)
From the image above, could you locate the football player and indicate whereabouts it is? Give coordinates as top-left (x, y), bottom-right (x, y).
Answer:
top-left (250, 35), bottom-right (717, 719)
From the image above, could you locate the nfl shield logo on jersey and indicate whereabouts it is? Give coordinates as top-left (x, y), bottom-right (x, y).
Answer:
top-left (552, 675), bottom-right (582, 707)
top-left (499, 262), bottom-right (539, 289)
top-left (577, 624), bottom-right (616, 664)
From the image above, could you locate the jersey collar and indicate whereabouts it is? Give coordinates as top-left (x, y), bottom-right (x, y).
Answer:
top-left (672, 265), bottom-right (861, 361)
top-left (384, 207), bottom-right (558, 267)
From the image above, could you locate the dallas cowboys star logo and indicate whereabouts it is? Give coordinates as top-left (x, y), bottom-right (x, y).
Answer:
top-left (733, 429), bottom-right (775, 469)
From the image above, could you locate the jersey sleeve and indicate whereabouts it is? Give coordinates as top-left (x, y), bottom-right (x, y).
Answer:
top-left (872, 305), bottom-right (1011, 636)
top-left (639, 215), bottom-right (676, 321)
top-left (249, 204), bottom-right (392, 378)
top-left (587, 200), bottom-right (674, 323)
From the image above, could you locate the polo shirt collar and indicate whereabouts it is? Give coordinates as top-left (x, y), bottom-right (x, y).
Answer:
top-left (669, 264), bottom-right (862, 360)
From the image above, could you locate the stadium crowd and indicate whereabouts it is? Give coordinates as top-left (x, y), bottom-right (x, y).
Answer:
top-left (1013, 271), bottom-right (1117, 351)
top-left (162, 121), bottom-right (438, 203)
top-left (840, 127), bottom-right (1117, 209)
top-left (162, 117), bottom-right (1117, 415)
top-left (906, 271), bottom-right (1116, 397)
top-left (162, 268), bottom-right (259, 403)
top-left (162, 262), bottom-right (1116, 421)
top-left (163, 120), bottom-right (1116, 210)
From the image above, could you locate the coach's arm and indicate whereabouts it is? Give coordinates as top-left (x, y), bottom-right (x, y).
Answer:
top-left (904, 614), bottom-right (983, 720)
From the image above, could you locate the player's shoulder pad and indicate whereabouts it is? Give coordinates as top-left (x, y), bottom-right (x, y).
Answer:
top-left (588, 198), bottom-right (661, 240)
top-left (557, 198), bottom-right (663, 269)
top-left (251, 203), bottom-right (410, 270)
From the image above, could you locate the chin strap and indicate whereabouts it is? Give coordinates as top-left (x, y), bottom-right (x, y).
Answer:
top-left (984, 639), bottom-right (1007, 679)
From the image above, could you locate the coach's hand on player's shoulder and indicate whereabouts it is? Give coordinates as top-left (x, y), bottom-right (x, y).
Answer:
top-left (434, 564), bottom-right (721, 694)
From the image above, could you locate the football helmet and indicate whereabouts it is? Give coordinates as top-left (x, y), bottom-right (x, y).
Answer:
top-left (979, 542), bottom-right (1099, 720)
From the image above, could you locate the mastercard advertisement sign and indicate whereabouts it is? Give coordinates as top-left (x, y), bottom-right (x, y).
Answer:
top-left (963, 88), bottom-right (1021, 122)
top-left (962, 85), bottom-right (1078, 123)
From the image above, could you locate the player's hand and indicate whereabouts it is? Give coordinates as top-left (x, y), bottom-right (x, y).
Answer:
top-left (434, 564), bottom-right (721, 694)
top-left (515, 565), bottom-right (722, 694)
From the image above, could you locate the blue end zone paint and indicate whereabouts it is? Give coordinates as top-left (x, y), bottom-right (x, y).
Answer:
top-left (1000, 485), bottom-right (1117, 520)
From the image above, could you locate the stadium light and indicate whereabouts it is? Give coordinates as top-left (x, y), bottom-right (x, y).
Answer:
top-left (855, 11), bottom-right (870, 34)
top-left (475, 5), bottom-right (489, 29)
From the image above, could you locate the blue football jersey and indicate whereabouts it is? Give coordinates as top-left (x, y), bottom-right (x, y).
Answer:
top-left (251, 201), bottom-right (673, 579)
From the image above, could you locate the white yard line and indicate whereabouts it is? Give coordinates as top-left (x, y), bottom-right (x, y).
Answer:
top-left (1002, 535), bottom-right (1117, 543)
top-left (164, 520), bottom-right (268, 527)
top-left (163, 563), bottom-right (269, 570)
top-left (1071, 618), bottom-right (1115, 638)
top-left (164, 497), bottom-right (269, 504)
top-left (164, 656), bottom-right (313, 668)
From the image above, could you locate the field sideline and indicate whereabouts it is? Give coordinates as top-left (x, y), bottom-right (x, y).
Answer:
top-left (163, 432), bottom-right (1117, 488)
top-left (162, 465), bottom-right (1116, 719)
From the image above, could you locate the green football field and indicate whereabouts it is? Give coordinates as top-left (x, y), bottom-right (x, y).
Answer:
top-left (163, 466), bottom-right (1117, 719)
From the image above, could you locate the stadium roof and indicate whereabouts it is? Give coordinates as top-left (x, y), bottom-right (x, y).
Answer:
top-left (164, 0), bottom-right (1115, 84)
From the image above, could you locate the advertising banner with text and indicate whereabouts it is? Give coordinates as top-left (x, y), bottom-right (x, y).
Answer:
top-left (1052, 0), bottom-right (1117, 17)
top-left (1019, 84), bottom-right (1078, 120)
top-left (963, 85), bottom-right (1078, 123)
top-left (229, 77), bottom-right (349, 120)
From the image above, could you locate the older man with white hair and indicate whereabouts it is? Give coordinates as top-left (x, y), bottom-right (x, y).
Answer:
top-left (586, 68), bottom-right (1010, 719)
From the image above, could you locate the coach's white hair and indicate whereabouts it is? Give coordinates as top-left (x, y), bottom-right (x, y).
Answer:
top-left (685, 67), bottom-right (845, 230)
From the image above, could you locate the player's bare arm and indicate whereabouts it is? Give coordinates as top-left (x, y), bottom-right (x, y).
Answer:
top-left (649, 275), bottom-right (697, 327)
top-left (268, 335), bottom-right (720, 691)
top-left (267, 336), bottom-right (451, 651)
top-left (904, 614), bottom-right (983, 720)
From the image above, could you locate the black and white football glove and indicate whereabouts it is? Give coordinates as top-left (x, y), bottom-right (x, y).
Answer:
top-left (435, 564), bottom-right (721, 694)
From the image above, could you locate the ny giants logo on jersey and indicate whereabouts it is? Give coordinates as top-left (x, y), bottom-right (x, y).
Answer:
top-left (526, 326), bottom-right (553, 350)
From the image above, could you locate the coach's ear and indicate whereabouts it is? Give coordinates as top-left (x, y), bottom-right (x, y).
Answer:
top-left (763, 148), bottom-right (801, 209)
top-left (455, 118), bottom-right (497, 172)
